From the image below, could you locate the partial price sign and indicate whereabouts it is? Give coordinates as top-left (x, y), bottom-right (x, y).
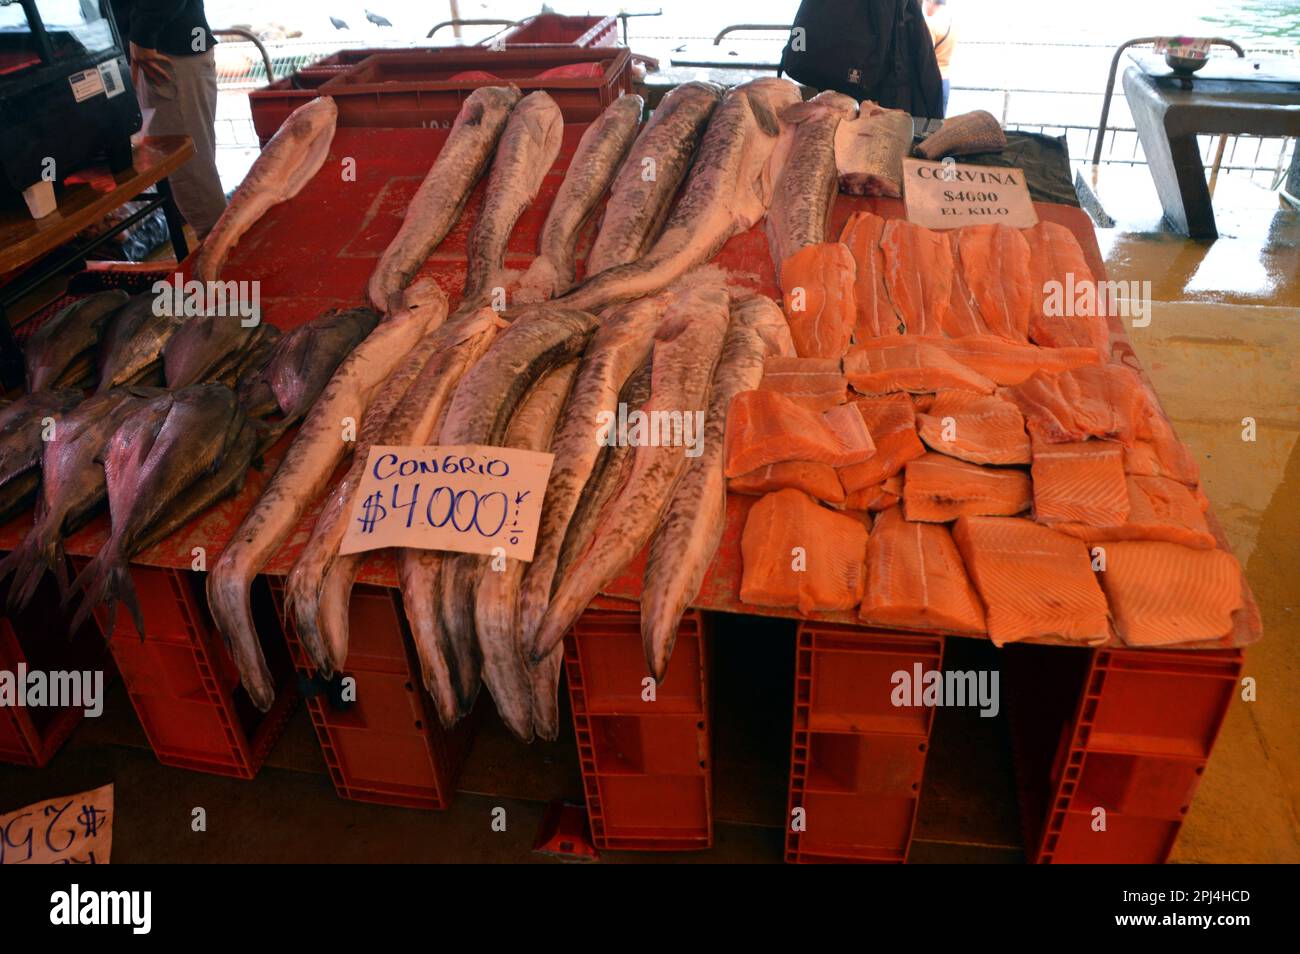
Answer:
top-left (339, 444), bottom-right (554, 560)
top-left (0, 784), bottom-right (113, 864)
top-left (902, 157), bottom-right (1038, 229)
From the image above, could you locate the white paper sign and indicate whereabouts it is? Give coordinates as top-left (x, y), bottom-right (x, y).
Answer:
top-left (68, 68), bottom-right (106, 103)
top-left (339, 444), bottom-right (555, 560)
top-left (98, 59), bottom-right (125, 99)
top-left (0, 784), bottom-right (113, 864)
top-left (902, 158), bottom-right (1038, 229)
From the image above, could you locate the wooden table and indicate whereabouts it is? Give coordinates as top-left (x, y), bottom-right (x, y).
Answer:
top-left (0, 135), bottom-right (195, 387)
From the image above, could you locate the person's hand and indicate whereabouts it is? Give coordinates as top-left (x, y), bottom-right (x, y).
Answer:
top-left (130, 42), bottom-right (174, 86)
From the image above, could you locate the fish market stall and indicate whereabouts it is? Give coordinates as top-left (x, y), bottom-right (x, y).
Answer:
top-left (0, 73), bottom-right (1263, 865)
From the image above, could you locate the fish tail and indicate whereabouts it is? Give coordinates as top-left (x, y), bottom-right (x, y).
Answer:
top-left (399, 551), bottom-right (463, 728)
top-left (641, 610), bottom-right (678, 684)
top-left (2, 531), bottom-right (56, 614)
top-left (207, 549), bottom-right (278, 712)
top-left (474, 561), bottom-right (534, 743)
top-left (513, 257), bottom-right (561, 305)
top-left (65, 543), bottom-right (136, 639)
top-left (319, 555), bottom-right (361, 674)
top-left (529, 646), bottom-right (564, 742)
top-left (283, 558), bottom-right (333, 676)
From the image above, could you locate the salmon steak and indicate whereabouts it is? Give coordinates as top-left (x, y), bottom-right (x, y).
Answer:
top-left (1095, 541), bottom-right (1242, 646)
top-left (1022, 220), bottom-right (1110, 356)
top-left (739, 488), bottom-right (868, 614)
top-left (838, 393), bottom-right (924, 492)
top-left (860, 507), bottom-right (987, 634)
top-left (902, 452), bottom-right (1031, 522)
top-left (1055, 474), bottom-right (1217, 550)
top-left (840, 211), bottom-right (899, 339)
top-left (1002, 364), bottom-right (1148, 446)
top-left (951, 515), bottom-right (1111, 646)
top-left (956, 224), bottom-right (1032, 340)
top-left (759, 355), bottom-right (848, 410)
top-left (880, 219), bottom-right (952, 335)
top-left (851, 334), bottom-right (1101, 386)
top-left (844, 475), bottom-right (903, 511)
top-left (917, 390), bottom-right (1031, 465)
top-left (729, 460), bottom-right (846, 505)
top-left (725, 389), bottom-right (875, 476)
top-left (844, 340), bottom-right (996, 395)
top-left (1030, 440), bottom-right (1130, 526)
top-left (780, 242), bottom-right (858, 359)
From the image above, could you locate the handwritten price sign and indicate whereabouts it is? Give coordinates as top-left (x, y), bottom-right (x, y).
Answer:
top-left (339, 444), bottom-right (555, 560)
top-left (902, 158), bottom-right (1038, 229)
top-left (0, 784), bottom-right (113, 864)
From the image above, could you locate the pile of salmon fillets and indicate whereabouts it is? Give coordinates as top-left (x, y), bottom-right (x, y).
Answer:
top-left (729, 212), bottom-right (1244, 648)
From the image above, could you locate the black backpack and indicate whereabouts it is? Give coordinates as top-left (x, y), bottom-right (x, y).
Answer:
top-left (779, 0), bottom-right (945, 118)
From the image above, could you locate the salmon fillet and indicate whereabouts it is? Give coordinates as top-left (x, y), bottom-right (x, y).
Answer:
top-left (849, 334), bottom-right (1100, 386)
top-left (1030, 440), bottom-right (1130, 526)
top-left (1055, 474), bottom-right (1216, 550)
top-left (902, 452), bottom-right (1032, 522)
top-left (880, 219), bottom-right (952, 335)
top-left (844, 476), bottom-right (903, 511)
top-left (943, 230), bottom-right (991, 337)
top-left (917, 390), bottom-right (1031, 465)
top-left (724, 389), bottom-right (875, 476)
top-left (759, 355), bottom-right (848, 411)
top-left (844, 340), bottom-right (996, 395)
top-left (840, 211), bottom-right (901, 339)
top-left (860, 507), bottom-right (987, 634)
top-left (1096, 541), bottom-right (1242, 646)
top-left (837, 393), bottom-right (924, 491)
top-left (951, 515), bottom-right (1111, 646)
top-left (740, 488), bottom-right (868, 613)
top-left (1002, 364), bottom-right (1148, 446)
top-left (729, 460), bottom-right (846, 505)
top-left (780, 242), bottom-right (858, 359)
top-left (957, 224), bottom-right (1032, 340)
top-left (1022, 221), bottom-right (1110, 356)
top-left (1130, 405), bottom-right (1201, 486)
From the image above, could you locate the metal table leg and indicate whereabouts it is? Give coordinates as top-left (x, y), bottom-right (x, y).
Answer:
top-left (155, 176), bottom-right (190, 262)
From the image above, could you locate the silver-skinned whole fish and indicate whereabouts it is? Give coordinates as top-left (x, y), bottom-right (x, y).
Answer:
top-left (237, 306), bottom-right (379, 445)
top-left (584, 82), bottom-right (722, 277)
top-left (0, 388), bottom-right (157, 611)
top-left (514, 94), bottom-right (644, 303)
top-left (25, 291), bottom-right (128, 392)
top-left (516, 295), bottom-right (668, 657)
top-left (367, 86), bottom-right (522, 314)
top-left (435, 305), bottom-right (599, 725)
top-left (164, 314), bottom-right (266, 389)
top-left (529, 283), bottom-right (732, 660)
top-left (0, 390), bottom-right (82, 523)
top-left (473, 359), bottom-right (579, 741)
top-left (640, 296), bottom-right (785, 680)
top-left (67, 385), bottom-right (247, 635)
top-left (558, 78), bottom-right (802, 313)
top-left (194, 96), bottom-right (338, 281)
top-left (97, 293), bottom-right (183, 391)
top-left (459, 91), bottom-right (563, 315)
top-left (766, 90), bottom-right (857, 271)
top-left (207, 282), bottom-right (447, 711)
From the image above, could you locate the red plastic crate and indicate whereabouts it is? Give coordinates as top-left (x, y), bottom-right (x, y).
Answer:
top-left (273, 581), bottom-right (477, 810)
top-left (497, 14), bottom-right (620, 48)
top-left (318, 48), bottom-right (633, 125)
top-left (1006, 644), bottom-right (1243, 863)
top-left (85, 562), bottom-right (297, 778)
top-left (248, 70), bottom-right (338, 144)
top-left (786, 624), bottom-right (944, 864)
top-left (0, 555), bottom-right (114, 767)
top-left (565, 609), bottom-right (712, 850)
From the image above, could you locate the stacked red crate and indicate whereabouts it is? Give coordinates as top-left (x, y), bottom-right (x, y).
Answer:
top-left (786, 624), bottom-right (944, 863)
top-left (564, 609), bottom-right (713, 850)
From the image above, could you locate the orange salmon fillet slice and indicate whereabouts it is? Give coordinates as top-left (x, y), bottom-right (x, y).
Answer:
top-left (844, 476), bottom-right (903, 511)
top-left (1002, 364), bottom-right (1148, 446)
top-left (1054, 474), bottom-right (1217, 550)
top-left (740, 488), bottom-right (868, 614)
top-left (1096, 540), bottom-right (1242, 646)
top-left (917, 389), bottom-right (1031, 465)
top-left (880, 219), bottom-right (952, 335)
top-left (724, 389), bottom-right (875, 476)
top-left (860, 506), bottom-right (987, 634)
top-left (902, 452), bottom-right (1031, 522)
top-left (1022, 220), bottom-right (1110, 357)
top-left (838, 393), bottom-right (924, 492)
top-left (844, 339), bottom-right (996, 395)
top-left (951, 515), bottom-right (1111, 646)
top-left (759, 355), bottom-right (848, 411)
top-left (840, 211), bottom-right (901, 339)
top-left (1030, 439), bottom-right (1130, 526)
top-left (729, 460), bottom-right (846, 505)
top-left (780, 242), bottom-right (858, 359)
top-left (957, 224), bottom-right (1032, 341)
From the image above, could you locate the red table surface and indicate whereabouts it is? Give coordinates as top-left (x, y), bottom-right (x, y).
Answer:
top-left (0, 124), bottom-right (1260, 650)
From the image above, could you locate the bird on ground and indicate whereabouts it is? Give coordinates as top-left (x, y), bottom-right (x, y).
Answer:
top-left (330, 16), bottom-right (349, 30)
top-left (365, 10), bottom-right (392, 27)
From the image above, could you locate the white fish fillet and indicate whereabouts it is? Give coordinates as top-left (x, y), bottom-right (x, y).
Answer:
top-left (835, 101), bottom-right (914, 198)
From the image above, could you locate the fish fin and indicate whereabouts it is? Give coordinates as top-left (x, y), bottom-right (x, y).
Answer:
top-left (66, 545), bottom-right (137, 639)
